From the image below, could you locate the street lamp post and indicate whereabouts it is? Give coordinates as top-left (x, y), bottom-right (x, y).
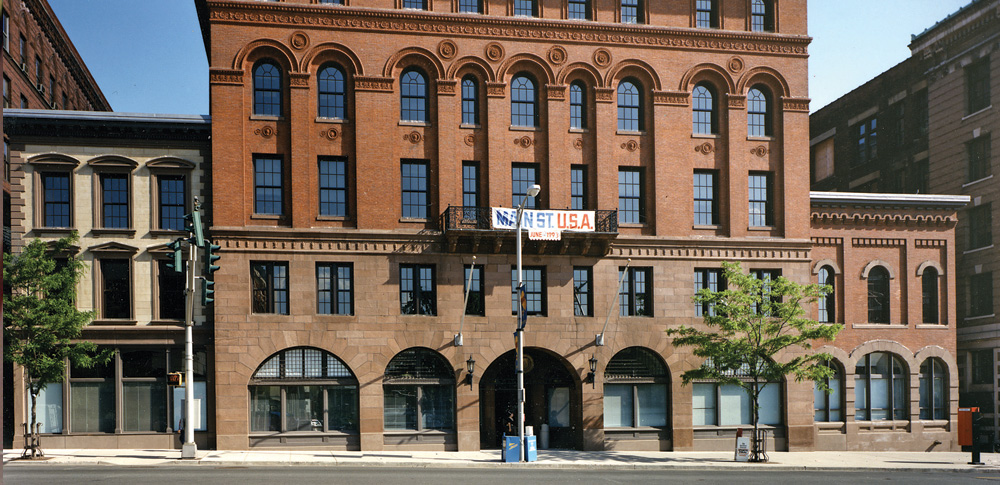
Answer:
top-left (515, 183), bottom-right (540, 462)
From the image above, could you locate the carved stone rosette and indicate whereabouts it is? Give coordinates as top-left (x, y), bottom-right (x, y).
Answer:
top-left (513, 136), bottom-right (535, 148)
top-left (404, 131), bottom-right (423, 144)
top-left (464, 134), bottom-right (475, 146)
top-left (620, 140), bottom-right (639, 152)
top-left (254, 126), bottom-right (277, 138)
top-left (548, 46), bottom-right (567, 65)
top-left (438, 39), bottom-right (457, 60)
top-left (694, 142), bottom-right (714, 155)
top-left (750, 145), bottom-right (768, 157)
top-left (573, 138), bottom-right (583, 150)
top-left (727, 56), bottom-right (745, 74)
top-left (593, 48), bottom-right (612, 68)
top-left (320, 127), bottom-right (340, 141)
top-left (290, 31), bottom-right (309, 50)
top-left (485, 42), bottom-right (505, 62)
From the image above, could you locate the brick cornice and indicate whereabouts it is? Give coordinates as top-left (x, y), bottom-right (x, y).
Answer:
top-left (204, 1), bottom-right (810, 57)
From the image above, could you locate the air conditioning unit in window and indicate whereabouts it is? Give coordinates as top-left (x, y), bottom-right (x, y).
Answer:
top-left (48, 100), bottom-right (56, 109)
top-left (19, 62), bottom-right (26, 72)
top-left (36, 83), bottom-right (44, 94)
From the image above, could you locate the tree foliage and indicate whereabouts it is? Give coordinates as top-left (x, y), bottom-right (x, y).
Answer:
top-left (3, 233), bottom-right (112, 457)
top-left (668, 261), bottom-right (842, 461)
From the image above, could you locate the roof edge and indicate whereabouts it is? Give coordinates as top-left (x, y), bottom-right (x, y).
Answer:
top-left (810, 191), bottom-right (970, 208)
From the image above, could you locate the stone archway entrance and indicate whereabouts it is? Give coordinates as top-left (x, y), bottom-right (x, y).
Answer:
top-left (479, 348), bottom-right (581, 450)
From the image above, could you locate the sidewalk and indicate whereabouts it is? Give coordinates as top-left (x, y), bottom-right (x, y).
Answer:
top-left (5, 448), bottom-right (1000, 472)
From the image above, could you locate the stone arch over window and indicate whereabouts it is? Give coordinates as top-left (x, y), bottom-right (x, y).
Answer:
top-left (383, 347), bottom-right (456, 432)
top-left (916, 260), bottom-right (944, 277)
top-left (231, 39), bottom-right (298, 72)
top-left (382, 47), bottom-right (445, 81)
top-left (861, 260), bottom-right (896, 279)
top-left (736, 67), bottom-right (790, 99)
top-left (301, 42), bottom-right (364, 75)
top-left (496, 53), bottom-right (554, 86)
top-left (248, 347), bottom-right (360, 437)
top-left (678, 62), bottom-right (736, 94)
top-left (603, 346), bottom-right (670, 429)
top-left (446, 56), bottom-right (496, 83)
top-left (604, 59), bottom-right (662, 92)
top-left (556, 62), bottom-right (603, 88)
top-left (812, 259), bottom-right (841, 275)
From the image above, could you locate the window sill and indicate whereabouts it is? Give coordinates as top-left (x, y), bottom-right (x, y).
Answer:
top-left (149, 319), bottom-right (185, 326)
top-left (747, 136), bottom-right (774, 142)
top-left (748, 225), bottom-right (775, 231)
top-left (963, 244), bottom-right (994, 255)
top-left (851, 323), bottom-right (907, 329)
top-left (460, 123), bottom-right (481, 130)
top-left (249, 430), bottom-right (358, 437)
top-left (250, 115), bottom-right (283, 122)
top-left (618, 223), bottom-right (647, 228)
top-left (692, 133), bottom-right (720, 139)
top-left (251, 312), bottom-right (290, 317)
top-left (33, 227), bottom-right (75, 235)
top-left (815, 421), bottom-right (845, 430)
top-left (316, 215), bottom-right (348, 222)
top-left (962, 105), bottom-right (992, 121)
top-left (315, 117), bottom-right (347, 124)
top-left (509, 125), bottom-right (541, 132)
top-left (915, 324), bottom-right (949, 329)
top-left (382, 429), bottom-right (454, 436)
top-left (149, 229), bottom-right (187, 237)
top-left (399, 217), bottom-right (429, 223)
top-left (962, 174), bottom-right (993, 188)
top-left (964, 314), bottom-right (996, 322)
top-left (91, 228), bottom-right (136, 237)
top-left (90, 319), bottom-right (138, 326)
top-left (399, 121), bottom-right (431, 127)
top-left (400, 313), bottom-right (438, 317)
top-left (693, 224), bottom-right (721, 230)
top-left (569, 128), bottom-right (589, 134)
top-left (251, 213), bottom-right (282, 220)
top-left (617, 130), bottom-right (645, 136)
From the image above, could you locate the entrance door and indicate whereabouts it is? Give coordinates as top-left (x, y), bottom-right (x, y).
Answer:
top-left (479, 348), bottom-right (581, 449)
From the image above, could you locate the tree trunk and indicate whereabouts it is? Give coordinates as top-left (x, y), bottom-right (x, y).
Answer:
top-left (28, 388), bottom-right (41, 458)
top-left (751, 378), bottom-right (761, 463)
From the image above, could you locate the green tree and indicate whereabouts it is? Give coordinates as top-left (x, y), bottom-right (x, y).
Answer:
top-left (3, 233), bottom-right (112, 458)
top-left (668, 261), bottom-right (842, 462)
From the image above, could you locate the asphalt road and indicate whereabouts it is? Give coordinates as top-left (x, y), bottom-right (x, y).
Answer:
top-left (3, 466), bottom-right (999, 485)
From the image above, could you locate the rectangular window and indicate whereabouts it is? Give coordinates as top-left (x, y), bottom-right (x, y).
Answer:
top-left (20, 94), bottom-right (27, 109)
top-left (100, 174), bottom-right (129, 229)
top-left (618, 167), bottom-right (645, 224)
top-left (121, 350), bottom-right (167, 432)
top-left (458, 0), bottom-right (481, 13)
top-left (49, 75), bottom-right (54, 101)
top-left (157, 260), bottom-right (185, 320)
top-left (513, 0), bottom-right (536, 17)
top-left (319, 0), bottom-right (344, 4)
top-left (19, 34), bottom-right (25, 61)
top-left (319, 157), bottom-right (348, 217)
top-left (968, 204), bottom-right (993, 250)
top-left (694, 268), bottom-right (724, 317)
top-left (968, 135), bottom-right (992, 182)
top-left (889, 102), bottom-right (904, 148)
top-left (401, 159), bottom-right (429, 219)
top-left (2, 12), bottom-right (8, 52)
top-left (571, 165), bottom-right (587, 211)
top-left (70, 360), bottom-right (114, 433)
top-left (621, 0), bottom-right (641, 24)
top-left (748, 172), bottom-right (773, 227)
top-left (158, 175), bottom-right (186, 231)
top-left (970, 273), bottom-right (994, 317)
top-left (252, 261), bottom-right (289, 315)
top-left (41, 172), bottom-right (71, 227)
top-left (620, 267), bottom-right (652, 317)
top-left (464, 265), bottom-right (484, 316)
top-left (854, 118), bottom-right (878, 165)
top-left (568, 0), bottom-right (589, 20)
top-left (462, 162), bottom-right (479, 208)
top-left (695, 0), bottom-right (717, 28)
top-left (100, 259), bottom-right (131, 319)
top-left (573, 266), bottom-right (593, 317)
top-left (966, 57), bottom-right (991, 114)
top-left (317, 262), bottom-right (353, 315)
top-left (254, 155), bottom-right (283, 215)
top-left (400, 264), bottom-right (436, 315)
top-left (402, 0), bottom-right (427, 9)
top-left (752, 269), bottom-right (781, 314)
top-left (35, 55), bottom-right (42, 84)
top-left (3, 75), bottom-right (9, 108)
top-left (693, 170), bottom-right (718, 226)
top-left (512, 163), bottom-right (539, 209)
top-left (3, 139), bottom-right (8, 182)
top-left (512, 266), bottom-right (545, 316)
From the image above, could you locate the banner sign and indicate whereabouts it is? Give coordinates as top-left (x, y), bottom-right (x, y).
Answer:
top-left (491, 208), bottom-right (596, 241)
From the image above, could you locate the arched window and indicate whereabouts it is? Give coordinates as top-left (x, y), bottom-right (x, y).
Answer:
top-left (513, 0), bottom-right (536, 17)
top-left (318, 64), bottom-right (345, 119)
top-left (400, 68), bottom-right (428, 122)
top-left (747, 86), bottom-right (771, 137)
top-left (692, 358), bottom-right (782, 426)
top-left (617, 79), bottom-right (642, 132)
top-left (813, 360), bottom-right (843, 421)
top-left (570, 81), bottom-right (586, 129)
top-left (511, 73), bottom-right (537, 127)
top-left (692, 82), bottom-right (716, 134)
top-left (253, 60), bottom-right (282, 116)
top-left (461, 75), bottom-right (479, 126)
top-left (919, 358), bottom-right (947, 420)
top-left (867, 266), bottom-right (890, 323)
top-left (383, 348), bottom-right (455, 431)
top-left (249, 347), bottom-right (359, 434)
top-left (603, 347), bottom-right (669, 428)
top-left (855, 352), bottom-right (906, 420)
top-left (817, 265), bottom-right (835, 323)
top-left (922, 267), bottom-right (939, 324)
top-left (750, 0), bottom-right (774, 32)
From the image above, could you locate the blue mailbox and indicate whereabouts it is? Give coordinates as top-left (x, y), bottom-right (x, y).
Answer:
top-left (503, 435), bottom-right (521, 463)
top-left (525, 435), bottom-right (537, 462)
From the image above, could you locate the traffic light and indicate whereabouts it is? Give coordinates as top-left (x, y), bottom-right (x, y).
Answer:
top-left (201, 278), bottom-right (215, 306)
top-left (204, 241), bottom-right (221, 276)
top-left (165, 238), bottom-right (183, 273)
top-left (185, 210), bottom-right (205, 247)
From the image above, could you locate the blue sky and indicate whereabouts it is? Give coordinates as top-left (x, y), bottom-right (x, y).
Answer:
top-left (49, 0), bottom-right (973, 115)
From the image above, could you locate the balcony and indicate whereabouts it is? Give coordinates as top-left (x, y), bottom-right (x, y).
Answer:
top-left (442, 206), bottom-right (618, 256)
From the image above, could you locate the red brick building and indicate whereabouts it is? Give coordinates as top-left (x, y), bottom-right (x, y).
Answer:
top-left (181, 0), bottom-right (964, 453)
